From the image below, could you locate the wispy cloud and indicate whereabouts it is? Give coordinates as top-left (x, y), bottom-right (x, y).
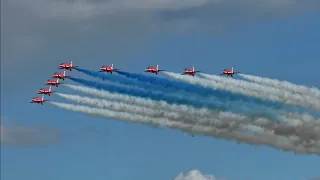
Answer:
top-left (0, 124), bottom-right (62, 147)
top-left (307, 177), bottom-right (320, 180)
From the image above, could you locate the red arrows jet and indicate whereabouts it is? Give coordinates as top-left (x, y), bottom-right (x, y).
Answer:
top-left (182, 66), bottom-right (201, 76)
top-left (45, 79), bottom-right (61, 87)
top-left (145, 65), bottom-right (164, 74)
top-left (30, 95), bottom-right (48, 105)
top-left (58, 61), bottom-right (78, 71)
top-left (38, 86), bottom-right (54, 96)
top-left (100, 64), bottom-right (119, 74)
top-left (220, 66), bottom-right (240, 77)
top-left (52, 71), bottom-right (71, 80)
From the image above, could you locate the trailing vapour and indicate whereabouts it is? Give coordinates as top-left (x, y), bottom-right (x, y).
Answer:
top-left (49, 102), bottom-right (320, 155)
top-left (164, 72), bottom-right (320, 113)
top-left (238, 73), bottom-right (320, 99)
top-left (199, 73), bottom-right (320, 110)
top-left (44, 65), bottom-right (320, 156)
top-left (56, 91), bottom-right (320, 142)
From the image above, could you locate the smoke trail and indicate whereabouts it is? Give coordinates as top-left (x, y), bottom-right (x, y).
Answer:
top-left (57, 90), bottom-right (320, 141)
top-left (238, 73), bottom-right (320, 99)
top-left (86, 69), bottom-right (277, 112)
top-left (64, 84), bottom-right (290, 120)
top-left (76, 68), bottom-right (148, 87)
top-left (78, 69), bottom-right (238, 104)
top-left (63, 84), bottom-right (214, 117)
top-left (64, 84), bottom-right (315, 123)
top-left (55, 92), bottom-right (188, 121)
top-left (55, 92), bottom-right (254, 132)
top-left (75, 68), bottom-right (132, 84)
top-left (56, 92), bottom-right (263, 131)
top-left (68, 78), bottom-right (282, 120)
top-left (49, 102), bottom-right (320, 155)
top-left (200, 73), bottom-right (320, 110)
top-left (116, 71), bottom-right (318, 116)
top-left (75, 68), bottom-right (175, 93)
top-left (115, 71), bottom-right (293, 119)
top-left (116, 71), bottom-right (277, 104)
top-left (75, 68), bottom-right (215, 104)
top-left (55, 92), bottom-right (268, 134)
top-left (164, 72), bottom-right (320, 117)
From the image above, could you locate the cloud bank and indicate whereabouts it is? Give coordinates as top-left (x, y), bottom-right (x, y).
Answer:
top-left (2, 0), bottom-right (320, 78)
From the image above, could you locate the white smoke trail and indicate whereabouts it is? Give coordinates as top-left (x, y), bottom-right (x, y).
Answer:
top-left (238, 73), bottom-right (320, 99)
top-left (56, 92), bottom-right (320, 141)
top-left (55, 92), bottom-right (263, 132)
top-left (200, 73), bottom-right (320, 107)
top-left (55, 92), bottom-right (187, 121)
top-left (49, 102), bottom-right (320, 155)
top-left (63, 84), bottom-right (212, 118)
top-left (164, 72), bottom-right (320, 110)
top-left (63, 84), bottom-right (291, 121)
top-left (63, 84), bottom-right (319, 124)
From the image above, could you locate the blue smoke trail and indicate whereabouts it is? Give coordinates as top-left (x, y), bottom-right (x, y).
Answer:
top-left (116, 71), bottom-right (272, 102)
top-left (77, 68), bottom-right (262, 102)
top-left (77, 69), bottom-right (286, 111)
top-left (116, 71), bottom-right (320, 117)
top-left (75, 68), bottom-right (290, 117)
top-left (75, 68), bottom-right (135, 84)
top-left (75, 68), bottom-right (183, 94)
top-left (69, 77), bottom-right (284, 120)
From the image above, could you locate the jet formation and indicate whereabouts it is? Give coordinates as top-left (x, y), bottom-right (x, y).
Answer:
top-left (30, 61), bottom-right (240, 104)
top-left (31, 61), bottom-right (75, 104)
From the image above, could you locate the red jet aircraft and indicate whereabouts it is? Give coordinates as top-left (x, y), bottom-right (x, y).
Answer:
top-left (145, 65), bottom-right (164, 74)
top-left (45, 78), bottom-right (61, 87)
top-left (30, 95), bottom-right (48, 105)
top-left (220, 66), bottom-right (240, 77)
top-left (100, 64), bottom-right (119, 74)
top-left (58, 61), bottom-right (78, 71)
top-left (182, 66), bottom-right (200, 76)
top-left (52, 71), bottom-right (71, 80)
top-left (38, 86), bottom-right (54, 96)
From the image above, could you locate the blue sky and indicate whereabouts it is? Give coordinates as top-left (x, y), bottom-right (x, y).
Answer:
top-left (1, 1), bottom-right (320, 180)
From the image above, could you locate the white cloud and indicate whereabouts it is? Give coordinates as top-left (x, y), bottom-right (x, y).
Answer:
top-left (173, 170), bottom-right (217, 180)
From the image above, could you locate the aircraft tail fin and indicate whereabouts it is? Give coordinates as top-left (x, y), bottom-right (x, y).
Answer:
top-left (192, 66), bottom-right (195, 72)
top-left (156, 65), bottom-right (159, 70)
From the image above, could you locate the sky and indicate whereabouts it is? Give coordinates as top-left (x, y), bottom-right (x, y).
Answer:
top-left (1, 0), bottom-right (320, 180)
